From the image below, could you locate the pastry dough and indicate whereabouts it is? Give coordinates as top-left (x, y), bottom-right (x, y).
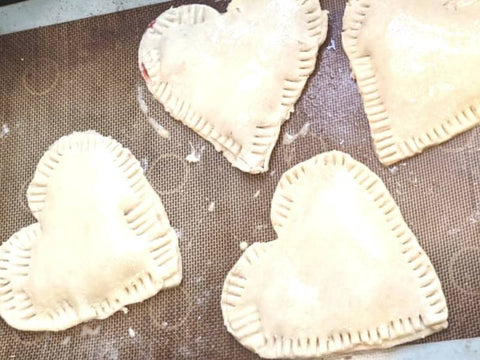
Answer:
top-left (342, 0), bottom-right (480, 165)
top-left (0, 132), bottom-right (181, 331)
top-left (138, 0), bottom-right (328, 173)
top-left (221, 151), bottom-right (448, 359)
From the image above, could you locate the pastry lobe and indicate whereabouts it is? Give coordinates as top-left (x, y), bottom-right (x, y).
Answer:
top-left (222, 151), bottom-right (447, 358)
top-left (342, 0), bottom-right (480, 165)
top-left (138, 0), bottom-right (328, 173)
top-left (0, 132), bottom-right (181, 331)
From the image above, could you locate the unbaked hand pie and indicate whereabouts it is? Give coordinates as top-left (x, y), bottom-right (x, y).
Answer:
top-left (222, 151), bottom-right (448, 359)
top-left (138, 0), bottom-right (328, 173)
top-left (343, 0), bottom-right (480, 165)
top-left (0, 132), bottom-right (181, 331)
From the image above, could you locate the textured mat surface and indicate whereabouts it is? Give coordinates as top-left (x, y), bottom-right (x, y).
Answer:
top-left (0, 0), bottom-right (479, 359)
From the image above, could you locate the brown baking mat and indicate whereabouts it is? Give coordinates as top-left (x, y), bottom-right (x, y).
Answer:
top-left (0, 0), bottom-right (479, 359)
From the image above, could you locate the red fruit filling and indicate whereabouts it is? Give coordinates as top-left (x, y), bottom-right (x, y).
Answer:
top-left (140, 62), bottom-right (150, 83)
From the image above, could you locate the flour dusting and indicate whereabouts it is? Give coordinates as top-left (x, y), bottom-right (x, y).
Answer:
top-left (137, 86), bottom-right (170, 139)
top-left (448, 228), bottom-right (461, 236)
top-left (140, 158), bottom-right (149, 173)
top-left (186, 142), bottom-right (205, 163)
top-left (80, 325), bottom-right (101, 336)
top-left (283, 123), bottom-right (310, 145)
top-left (208, 201), bottom-right (215, 212)
top-left (255, 224), bottom-right (268, 231)
top-left (174, 228), bottom-right (184, 239)
top-left (326, 39), bottom-right (337, 51)
top-left (128, 327), bottom-right (136, 338)
top-left (469, 209), bottom-right (480, 224)
top-left (389, 166), bottom-right (398, 175)
top-left (147, 117), bottom-right (170, 139)
top-left (137, 86), bottom-right (149, 114)
top-left (1, 124), bottom-right (10, 138)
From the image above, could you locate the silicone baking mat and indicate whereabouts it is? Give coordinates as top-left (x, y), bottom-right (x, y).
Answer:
top-left (0, 0), bottom-right (479, 358)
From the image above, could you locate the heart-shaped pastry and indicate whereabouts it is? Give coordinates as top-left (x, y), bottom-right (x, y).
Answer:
top-left (0, 132), bottom-right (181, 331)
top-left (138, 0), bottom-right (328, 173)
top-left (221, 151), bottom-right (448, 358)
top-left (342, 0), bottom-right (480, 165)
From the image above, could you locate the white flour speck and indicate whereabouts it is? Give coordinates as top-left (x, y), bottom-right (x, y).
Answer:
top-left (1, 124), bottom-right (10, 138)
top-left (140, 158), bottom-right (149, 173)
top-left (186, 143), bottom-right (205, 163)
top-left (161, 321), bottom-right (168, 329)
top-left (61, 336), bottom-right (71, 345)
top-left (253, 190), bottom-right (261, 198)
top-left (128, 327), bottom-right (136, 338)
top-left (185, 153), bottom-right (199, 163)
top-left (208, 201), bottom-right (215, 212)
top-left (283, 123), bottom-right (310, 145)
top-left (239, 241), bottom-right (248, 251)
top-left (174, 228), bottom-right (183, 239)
top-left (326, 39), bottom-right (337, 51)
top-left (121, 307), bottom-right (129, 314)
top-left (389, 166), bottom-right (398, 175)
